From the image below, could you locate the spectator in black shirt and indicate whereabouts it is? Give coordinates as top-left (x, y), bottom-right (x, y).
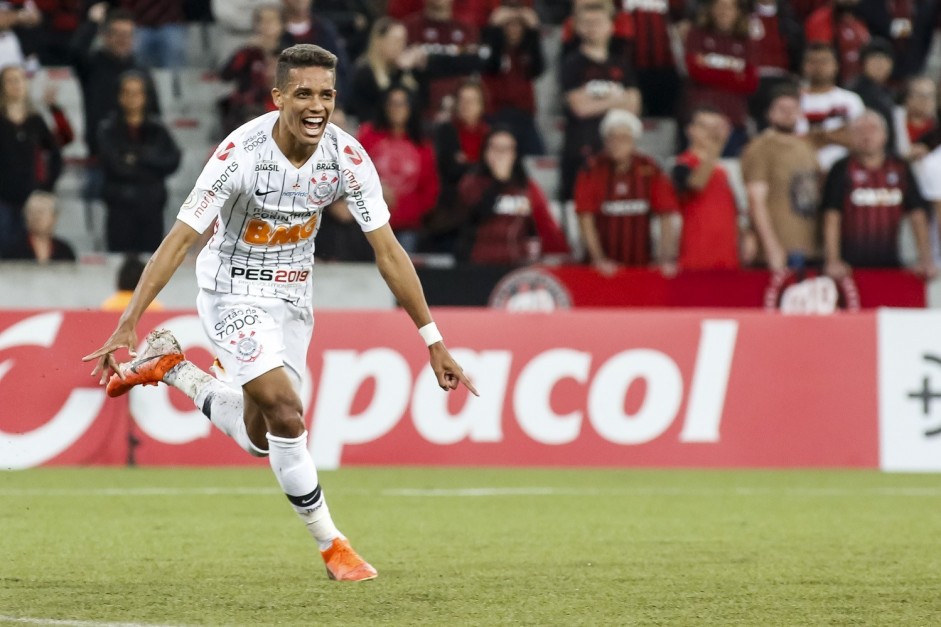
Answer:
top-left (559, 1), bottom-right (640, 201)
top-left (2, 191), bottom-right (76, 263)
top-left (0, 65), bottom-right (65, 249)
top-left (97, 71), bottom-right (180, 253)
top-left (348, 17), bottom-right (423, 123)
top-left (849, 38), bottom-right (898, 155)
top-left (822, 110), bottom-right (935, 279)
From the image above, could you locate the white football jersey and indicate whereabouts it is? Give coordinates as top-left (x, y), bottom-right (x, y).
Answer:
top-left (177, 111), bottom-right (390, 304)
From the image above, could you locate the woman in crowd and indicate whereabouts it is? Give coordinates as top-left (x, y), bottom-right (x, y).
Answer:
top-left (433, 81), bottom-right (490, 212)
top-left (1, 191), bottom-right (75, 263)
top-left (357, 86), bottom-right (439, 252)
top-left (218, 4), bottom-right (293, 134)
top-left (684, 0), bottom-right (758, 156)
top-left (0, 64), bottom-right (70, 249)
top-left (348, 16), bottom-right (422, 123)
top-left (454, 127), bottom-right (569, 265)
top-left (98, 71), bottom-right (181, 253)
top-left (480, 3), bottom-right (545, 155)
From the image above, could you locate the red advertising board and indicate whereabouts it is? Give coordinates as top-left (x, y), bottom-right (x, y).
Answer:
top-left (0, 309), bottom-right (879, 470)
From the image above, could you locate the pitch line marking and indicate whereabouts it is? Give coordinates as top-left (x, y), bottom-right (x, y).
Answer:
top-left (3, 486), bottom-right (941, 498)
top-left (0, 615), bottom-right (178, 627)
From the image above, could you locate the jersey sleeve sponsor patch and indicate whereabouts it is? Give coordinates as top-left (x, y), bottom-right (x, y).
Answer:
top-left (178, 137), bottom-right (242, 233)
top-left (338, 136), bottom-right (390, 232)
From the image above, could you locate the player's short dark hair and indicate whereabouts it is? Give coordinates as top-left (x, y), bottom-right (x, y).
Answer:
top-left (276, 44), bottom-right (337, 89)
top-left (116, 254), bottom-right (146, 291)
top-left (804, 42), bottom-right (837, 61)
top-left (767, 82), bottom-right (801, 109)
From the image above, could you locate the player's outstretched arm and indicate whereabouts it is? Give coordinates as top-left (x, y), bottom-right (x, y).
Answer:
top-left (364, 224), bottom-right (479, 396)
top-left (82, 220), bottom-right (202, 384)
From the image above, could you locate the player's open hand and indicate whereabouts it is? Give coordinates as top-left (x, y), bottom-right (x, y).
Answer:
top-left (82, 326), bottom-right (138, 385)
top-left (429, 344), bottom-right (479, 396)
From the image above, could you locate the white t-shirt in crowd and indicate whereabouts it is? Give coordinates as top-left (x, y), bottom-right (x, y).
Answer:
top-left (797, 87), bottom-right (865, 172)
top-left (177, 111), bottom-right (390, 305)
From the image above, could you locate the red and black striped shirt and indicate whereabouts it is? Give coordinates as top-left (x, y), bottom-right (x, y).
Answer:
top-left (822, 155), bottom-right (925, 267)
top-left (574, 153), bottom-right (678, 266)
top-left (623, 0), bottom-right (684, 70)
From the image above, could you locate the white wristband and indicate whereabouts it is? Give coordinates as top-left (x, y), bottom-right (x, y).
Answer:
top-left (418, 322), bottom-right (443, 347)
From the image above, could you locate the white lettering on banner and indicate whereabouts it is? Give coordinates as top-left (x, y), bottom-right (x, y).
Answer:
top-left (128, 314), bottom-right (313, 445)
top-left (680, 320), bottom-right (738, 442)
top-left (514, 349), bottom-right (591, 445)
top-left (0, 312), bottom-right (105, 469)
top-left (412, 350), bottom-right (509, 445)
top-left (588, 350), bottom-right (683, 444)
top-left (311, 349), bottom-right (411, 468)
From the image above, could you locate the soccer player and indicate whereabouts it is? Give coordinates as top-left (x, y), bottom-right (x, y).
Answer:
top-left (83, 44), bottom-right (478, 583)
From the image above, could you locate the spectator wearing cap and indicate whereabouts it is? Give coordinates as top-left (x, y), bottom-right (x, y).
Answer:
top-left (575, 109), bottom-right (679, 277)
top-left (849, 38), bottom-right (898, 154)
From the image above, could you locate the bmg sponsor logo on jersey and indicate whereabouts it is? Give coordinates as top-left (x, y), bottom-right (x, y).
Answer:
top-left (241, 211), bottom-right (319, 246)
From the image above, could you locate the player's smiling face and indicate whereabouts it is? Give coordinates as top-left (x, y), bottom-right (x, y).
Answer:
top-left (272, 66), bottom-right (336, 148)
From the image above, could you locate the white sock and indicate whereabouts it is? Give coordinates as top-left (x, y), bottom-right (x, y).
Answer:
top-left (165, 361), bottom-right (266, 457)
top-left (267, 431), bottom-right (342, 550)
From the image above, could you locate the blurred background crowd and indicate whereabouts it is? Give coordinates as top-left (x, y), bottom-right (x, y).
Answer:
top-left (3, 0), bottom-right (941, 284)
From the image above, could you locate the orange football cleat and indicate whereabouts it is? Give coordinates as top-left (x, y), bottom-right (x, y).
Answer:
top-left (106, 329), bottom-right (185, 398)
top-left (321, 537), bottom-right (378, 582)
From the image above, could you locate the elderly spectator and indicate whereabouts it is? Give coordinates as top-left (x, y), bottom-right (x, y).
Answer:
top-left (897, 77), bottom-right (937, 161)
top-left (357, 86), bottom-right (439, 252)
top-left (797, 42), bottom-right (865, 172)
top-left (434, 81), bottom-right (489, 209)
top-left (454, 127), bottom-right (569, 264)
top-left (822, 110), bottom-right (935, 279)
top-left (348, 16), bottom-right (422, 123)
top-left (282, 0), bottom-right (351, 107)
top-left (97, 71), bottom-right (180, 253)
top-left (742, 85), bottom-right (821, 272)
top-left (1, 191), bottom-right (75, 262)
top-left (684, 0), bottom-right (757, 157)
top-left (673, 106), bottom-right (741, 270)
top-left (480, 2), bottom-right (544, 155)
top-left (849, 38), bottom-right (897, 153)
top-left (749, 0), bottom-right (804, 131)
top-left (218, 4), bottom-right (289, 134)
top-left (402, 0), bottom-right (481, 121)
top-left (560, 1), bottom-right (640, 202)
top-left (0, 64), bottom-right (68, 248)
top-left (575, 109), bottom-right (679, 276)
top-left (804, 0), bottom-right (869, 86)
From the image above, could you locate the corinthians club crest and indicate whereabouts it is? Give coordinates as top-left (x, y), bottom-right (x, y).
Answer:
top-left (309, 173), bottom-right (339, 205)
top-left (231, 330), bottom-right (262, 363)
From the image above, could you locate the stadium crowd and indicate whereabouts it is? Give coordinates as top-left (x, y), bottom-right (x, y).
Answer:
top-left (0, 0), bottom-right (940, 280)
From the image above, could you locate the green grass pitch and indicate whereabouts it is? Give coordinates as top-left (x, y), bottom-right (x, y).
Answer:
top-left (2, 467), bottom-right (941, 626)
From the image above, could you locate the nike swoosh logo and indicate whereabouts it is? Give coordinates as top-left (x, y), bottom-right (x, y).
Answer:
top-left (255, 188), bottom-right (275, 197)
top-left (300, 494), bottom-right (319, 506)
top-left (128, 354), bottom-right (164, 374)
